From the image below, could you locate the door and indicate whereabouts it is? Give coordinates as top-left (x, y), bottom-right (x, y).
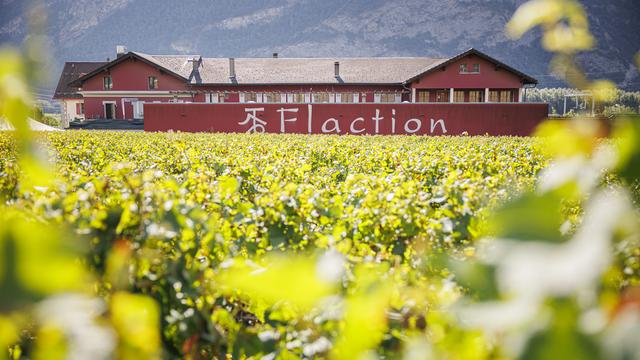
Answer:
top-left (104, 103), bottom-right (115, 119)
top-left (133, 101), bottom-right (144, 119)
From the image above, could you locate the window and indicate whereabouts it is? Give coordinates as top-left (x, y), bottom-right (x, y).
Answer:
top-left (76, 103), bottom-right (84, 115)
top-left (489, 90), bottom-right (514, 103)
top-left (460, 63), bottom-right (480, 74)
top-left (454, 90), bottom-right (465, 102)
top-left (417, 90), bottom-right (430, 103)
top-left (243, 93), bottom-right (257, 103)
top-left (148, 76), bottom-right (158, 89)
top-left (103, 76), bottom-right (112, 90)
top-left (376, 93), bottom-right (401, 103)
top-left (468, 90), bottom-right (483, 102)
top-left (290, 93), bottom-right (306, 103)
top-left (205, 93), bottom-right (225, 103)
top-left (313, 93), bottom-right (330, 103)
top-left (499, 90), bottom-right (513, 102)
top-left (340, 93), bottom-right (359, 103)
top-left (264, 93), bottom-right (281, 103)
top-left (435, 90), bottom-right (449, 102)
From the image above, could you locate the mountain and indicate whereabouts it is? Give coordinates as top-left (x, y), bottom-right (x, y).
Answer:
top-left (1, 0), bottom-right (639, 97)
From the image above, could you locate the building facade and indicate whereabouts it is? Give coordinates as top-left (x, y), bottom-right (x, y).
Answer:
top-left (54, 47), bottom-right (538, 123)
top-left (53, 61), bottom-right (107, 127)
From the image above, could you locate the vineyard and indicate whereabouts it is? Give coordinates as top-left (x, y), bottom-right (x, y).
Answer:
top-left (1, 132), bottom-right (551, 358)
top-left (1, 0), bottom-right (640, 358)
top-left (1, 130), bottom-right (638, 359)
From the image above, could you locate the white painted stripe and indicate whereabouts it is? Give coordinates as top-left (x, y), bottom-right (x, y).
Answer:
top-left (79, 91), bottom-right (191, 97)
top-left (308, 104), bottom-right (313, 133)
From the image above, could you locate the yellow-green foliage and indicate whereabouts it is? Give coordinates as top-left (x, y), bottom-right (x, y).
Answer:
top-left (0, 131), bottom-right (546, 358)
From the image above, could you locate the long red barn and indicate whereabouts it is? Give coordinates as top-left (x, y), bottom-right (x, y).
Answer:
top-left (54, 47), bottom-right (547, 135)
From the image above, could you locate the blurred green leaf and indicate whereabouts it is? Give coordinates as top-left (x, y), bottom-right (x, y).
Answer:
top-left (506, 0), bottom-right (563, 39)
top-left (520, 299), bottom-right (602, 360)
top-left (450, 260), bottom-right (500, 301)
top-left (613, 117), bottom-right (640, 185)
top-left (332, 264), bottom-right (393, 360)
top-left (216, 255), bottom-right (337, 311)
top-left (488, 192), bottom-right (567, 242)
top-left (0, 210), bottom-right (88, 311)
top-left (111, 292), bottom-right (161, 360)
top-left (0, 316), bottom-right (18, 360)
top-left (535, 119), bottom-right (602, 158)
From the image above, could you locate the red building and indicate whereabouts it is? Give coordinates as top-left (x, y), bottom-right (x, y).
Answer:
top-left (53, 61), bottom-right (107, 127)
top-left (55, 46), bottom-right (547, 135)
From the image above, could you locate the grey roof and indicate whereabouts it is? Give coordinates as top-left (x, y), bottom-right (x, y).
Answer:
top-left (54, 61), bottom-right (108, 98)
top-left (69, 48), bottom-right (537, 87)
top-left (135, 52), bottom-right (448, 85)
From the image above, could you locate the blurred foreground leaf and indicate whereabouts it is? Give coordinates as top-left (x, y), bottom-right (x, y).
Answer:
top-left (487, 191), bottom-right (567, 242)
top-left (111, 292), bottom-right (160, 360)
top-left (0, 209), bottom-right (88, 312)
top-left (216, 254), bottom-right (341, 312)
top-left (613, 117), bottom-right (640, 185)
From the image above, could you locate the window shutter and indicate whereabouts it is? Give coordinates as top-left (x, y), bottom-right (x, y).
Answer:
top-left (211, 93), bottom-right (219, 103)
top-left (304, 93), bottom-right (310, 103)
top-left (395, 93), bottom-right (402, 103)
top-left (239, 93), bottom-right (245, 103)
top-left (374, 93), bottom-right (381, 103)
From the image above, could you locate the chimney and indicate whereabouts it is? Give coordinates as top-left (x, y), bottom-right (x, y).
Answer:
top-left (229, 58), bottom-right (236, 79)
top-left (334, 61), bottom-right (340, 78)
top-left (116, 45), bottom-right (127, 58)
top-left (272, 53), bottom-right (278, 58)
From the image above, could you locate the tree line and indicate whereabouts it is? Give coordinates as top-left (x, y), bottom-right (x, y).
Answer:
top-left (525, 87), bottom-right (640, 116)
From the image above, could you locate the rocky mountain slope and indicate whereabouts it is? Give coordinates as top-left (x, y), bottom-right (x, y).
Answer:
top-left (1, 0), bottom-right (639, 95)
